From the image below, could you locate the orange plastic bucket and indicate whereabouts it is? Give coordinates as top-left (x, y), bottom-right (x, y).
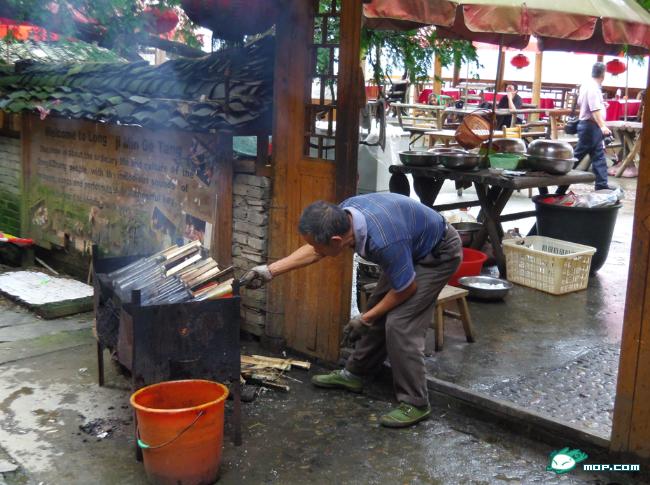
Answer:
top-left (130, 379), bottom-right (229, 485)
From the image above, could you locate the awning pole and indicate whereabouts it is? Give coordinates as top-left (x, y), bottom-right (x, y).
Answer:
top-left (485, 35), bottom-right (504, 162)
top-left (624, 55), bottom-right (630, 121)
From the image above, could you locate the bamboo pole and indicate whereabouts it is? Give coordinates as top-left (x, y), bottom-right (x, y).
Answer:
top-left (530, 51), bottom-right (543, 122)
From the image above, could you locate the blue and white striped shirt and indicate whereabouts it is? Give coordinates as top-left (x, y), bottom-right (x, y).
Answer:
top-left (341, 193), bottom-right (446, 291)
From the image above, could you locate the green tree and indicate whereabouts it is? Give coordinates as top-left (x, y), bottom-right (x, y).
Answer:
top-left (361, 26), bottom-right (479, 97)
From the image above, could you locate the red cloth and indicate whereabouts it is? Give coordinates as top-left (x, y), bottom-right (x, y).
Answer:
top-left (605, 99), bottom-right (642, 121)
top-left (441, 88), bottom-right (461, 100)
top-left (418, 88), bottom-right (433, 104)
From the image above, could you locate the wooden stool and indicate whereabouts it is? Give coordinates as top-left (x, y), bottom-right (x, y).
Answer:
top-left (434, 285), bottom-right (475, 351)
top-left (358, 283), bottom-right (475, 352)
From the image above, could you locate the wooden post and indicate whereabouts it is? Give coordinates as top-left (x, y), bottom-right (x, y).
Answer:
top-left (496, 50), bottom-right (506, 92)
top-left (610, 63), bottom-right (650, 458)
top-left (530, 51), bottom-right (543, 122)
top-left (264, 0), bottom-right (311, 345)
top-left (335, 0), bottom-right (362, 203)
top-left (452, 61), bottom-right (461, 87)
top-left (212, 134), bottom-right (233, 267)
top-left (433, 56), bottom-right (443, 96)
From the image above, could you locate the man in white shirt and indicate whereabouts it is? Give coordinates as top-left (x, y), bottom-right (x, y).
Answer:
top-left (575, 62), bottom-right (613, 190)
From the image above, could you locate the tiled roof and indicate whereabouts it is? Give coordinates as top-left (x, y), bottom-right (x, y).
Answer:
top-left (0, 39), bottom-right (125, 65)
top-left (0, 37), bottom-right (274, 133)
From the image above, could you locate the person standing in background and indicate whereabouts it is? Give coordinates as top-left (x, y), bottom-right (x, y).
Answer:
top-left (575, 62), bottom-right (615, 191)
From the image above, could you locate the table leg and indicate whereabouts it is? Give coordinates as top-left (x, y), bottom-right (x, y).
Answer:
top-left (474, 183), bottom-right (513, 277)
top-left (414, 177), bottom-right (444, 207)
top-left (615, 136), bottom-right (641, 177)
top-left (389, 173), bottom-right (411, 196)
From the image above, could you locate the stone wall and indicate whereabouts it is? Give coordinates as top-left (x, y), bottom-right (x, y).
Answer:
top-left (0, 136), bottom-right (22, 235)
top-left (232, 166), bottom-right (271, 336)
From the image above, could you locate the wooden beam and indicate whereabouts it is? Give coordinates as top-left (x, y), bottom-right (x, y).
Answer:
top-left (530, 51), bottom-right (543, 122)
top-left (331, 0), bottom-right (362, 361)
top-left (212, 134), bottom-right (233, 267)
top-left (265, 0), bottom-right (311, 343)
top-left (335, 0), bottom-right (362, 203)
top-left (610, 62), bottom-right (650, 458)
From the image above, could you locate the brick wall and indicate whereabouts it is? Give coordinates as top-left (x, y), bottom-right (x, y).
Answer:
top-left (232, 167), bottom-right (271, 336)
top-left (0, 136), bottom-right (22, 235)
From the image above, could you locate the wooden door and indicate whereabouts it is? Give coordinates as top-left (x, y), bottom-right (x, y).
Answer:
top-left (266, 0), bottom-right (362, 361)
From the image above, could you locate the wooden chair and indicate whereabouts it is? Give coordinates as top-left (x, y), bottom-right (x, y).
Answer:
top-left (357, 283), bottom-right (475, 352)
top-left (502, 125), bottom-right (522, 138)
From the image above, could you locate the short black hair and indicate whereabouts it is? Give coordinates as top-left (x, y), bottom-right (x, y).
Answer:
top-left (592, 62), bottom-right (606, 79)
top-left (298, 200), bottom-right (350, 244)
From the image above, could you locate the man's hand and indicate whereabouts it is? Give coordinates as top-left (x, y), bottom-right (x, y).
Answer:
top-left (601, 125), bottom-right (612, 136)
top-left (240, 265), bottom-right (273, 289)
top-left (341, 315), bottom-right (372, 347)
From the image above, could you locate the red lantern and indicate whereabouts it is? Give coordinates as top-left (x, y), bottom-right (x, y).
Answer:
top-left (606, 59), bottom-right (626, 76)
top-left (510, 53), bottom-right (530, 69)
top-left (143, 7), bottom-right (179, 35)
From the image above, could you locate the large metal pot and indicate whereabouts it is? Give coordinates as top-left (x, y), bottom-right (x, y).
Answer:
top-left (484, 138), bottom-right (527, 154)
top-left (527, 139), bottom-right (574, 160)
top-left (439, 152), bottom-right (481, 170)
top-left (399, 150), bottom-right (439, 167)
top-left (524, 155), bottom-right (576, 175)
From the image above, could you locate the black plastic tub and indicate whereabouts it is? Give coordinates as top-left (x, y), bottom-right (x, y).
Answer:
top-left (532, 195), bottom-right (621, 273)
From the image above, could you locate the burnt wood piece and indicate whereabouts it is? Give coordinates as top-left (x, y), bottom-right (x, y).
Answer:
top-left (387, 166), bottom-right (595, 277)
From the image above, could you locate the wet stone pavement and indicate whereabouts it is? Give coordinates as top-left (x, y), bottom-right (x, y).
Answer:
top-left (420, 177), bottom-right (635, 441)
top-left (0, 294), bottom-right (648, 484)
top-left (484, 344), bottom-right (619, 437)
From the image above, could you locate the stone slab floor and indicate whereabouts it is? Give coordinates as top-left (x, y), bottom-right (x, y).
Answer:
top-left (0, 293), bottom-right (648, 484)
top-left (420, 176), bottom-right (636, 440)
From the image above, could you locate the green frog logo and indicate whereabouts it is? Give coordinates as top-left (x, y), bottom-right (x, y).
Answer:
top-left (547, 447), bottom-right (589, 474)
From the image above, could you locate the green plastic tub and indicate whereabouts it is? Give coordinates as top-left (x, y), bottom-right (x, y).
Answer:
top-left (489, 153), bottom-right (525, 170)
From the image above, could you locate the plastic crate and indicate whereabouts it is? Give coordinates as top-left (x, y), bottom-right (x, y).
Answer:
top-left (503, 236), bottom-right (596, 295)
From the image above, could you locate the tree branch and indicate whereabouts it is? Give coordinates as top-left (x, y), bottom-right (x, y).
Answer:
top-left (140, 34), bottom-right (205, 58)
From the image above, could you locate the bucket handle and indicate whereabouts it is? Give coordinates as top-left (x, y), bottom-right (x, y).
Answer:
top-left (137, 410), bottom-right (205, 450)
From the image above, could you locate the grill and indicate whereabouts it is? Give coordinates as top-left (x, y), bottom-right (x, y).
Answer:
top-left (91, 245), bottom-right (242, 455)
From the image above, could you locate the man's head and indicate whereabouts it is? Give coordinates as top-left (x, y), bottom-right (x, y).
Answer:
top-left (298, 200), bottom-right (352, 257)
top-left (505, 84), bottom-right (518, 94)
top-left (592, 62), bottom-right (606, 83)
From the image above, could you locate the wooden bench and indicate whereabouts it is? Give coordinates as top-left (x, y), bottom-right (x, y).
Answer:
top-left (358, 283), bottom-right (475, 352)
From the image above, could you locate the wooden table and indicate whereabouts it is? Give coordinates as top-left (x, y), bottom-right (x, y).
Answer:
top-left (606, 121), bottom-right (643, 177)
top-left (388, 165), bottom-right (595, 277)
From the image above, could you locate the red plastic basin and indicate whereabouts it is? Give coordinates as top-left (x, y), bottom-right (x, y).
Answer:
top-left (449, 247), bottom-right (488, 287)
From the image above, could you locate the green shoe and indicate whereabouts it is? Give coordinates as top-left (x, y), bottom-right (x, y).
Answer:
top-left (311, 369), bottom-right (363, 393)
top-left (380, 402), bottom-right (431, 428)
